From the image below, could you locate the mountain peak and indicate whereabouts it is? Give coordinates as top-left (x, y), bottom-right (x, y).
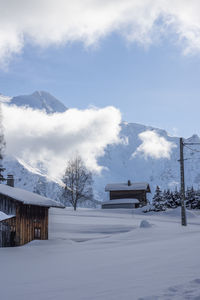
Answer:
top-left (32, 90), bottom-right (53, 97)
top-left (186, 134), bottom-right (200, 143)
top-left (10, 91), bottom-right (67, 113)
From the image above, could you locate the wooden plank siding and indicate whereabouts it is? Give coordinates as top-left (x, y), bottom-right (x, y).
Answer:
top-left (0, 195), bottom-right (49, 247)
top-left (102, 203), bottom-right (136, 209)
top-left (110, 190), bottom-right (147, 207)
top-left (15, 204), bottom-right (49, 246)
top-left (0, 194), bottom-right (16, 215)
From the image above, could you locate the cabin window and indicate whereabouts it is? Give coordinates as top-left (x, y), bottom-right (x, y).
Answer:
top-left (34, 227), bottom-right (41, 239)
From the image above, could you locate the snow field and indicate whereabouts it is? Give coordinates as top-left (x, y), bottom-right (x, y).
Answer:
top-left (0, 207), bottom-right (200, 299)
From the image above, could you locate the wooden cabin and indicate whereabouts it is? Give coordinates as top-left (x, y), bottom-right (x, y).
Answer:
top-left (0, 184), bottom-right (64, 247)
top-left (102, 180), bottom-right (151, 209)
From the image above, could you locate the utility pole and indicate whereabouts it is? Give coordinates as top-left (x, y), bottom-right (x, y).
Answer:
top-left (179, 137), bottom-right (187, 226)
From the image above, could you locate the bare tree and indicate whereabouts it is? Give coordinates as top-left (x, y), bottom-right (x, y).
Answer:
top-left (62, 156), bottom-right (93, 210)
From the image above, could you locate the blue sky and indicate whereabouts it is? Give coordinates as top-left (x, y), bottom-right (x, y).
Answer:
top-left (1, 0), bottom-right (200, 138)
top-left (1, 34), bottom-right (200, 138)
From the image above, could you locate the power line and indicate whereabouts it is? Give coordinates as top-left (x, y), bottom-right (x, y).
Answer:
top-left (184, 144), bottom-right (200, 153)
top-left (184, 157), bottom-right (200, 161)
top-left (184, 143), bottom-right (200, 145)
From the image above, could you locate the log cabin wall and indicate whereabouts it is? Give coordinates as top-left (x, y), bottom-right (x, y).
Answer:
top-left (15, 204), bottom-right (49, 246)
top-left (110, 190), bottom-right (147, 206)
top-left (0, 217), bottom-right (16, 247)
top-left (0, 194), bottom-right (16, 215)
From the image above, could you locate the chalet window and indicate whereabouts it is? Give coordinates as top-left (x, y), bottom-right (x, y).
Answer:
top-left (34, 227), bottom-right (41, 239)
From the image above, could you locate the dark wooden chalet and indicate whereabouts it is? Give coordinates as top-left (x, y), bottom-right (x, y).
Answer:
top-left (0, 183), bottom-right (64, 247)
top-left (102, 180), bottom-right (151, 209)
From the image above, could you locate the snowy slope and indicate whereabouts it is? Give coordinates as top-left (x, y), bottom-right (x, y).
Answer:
top-left (1, 91), bottom-right (200, 204)
top-left (9, 91), bottom-right (67, 113)
top-left (3, 156), bottom-right (63, 201)
top-left (94, 122), bottom-right (200, 201)
top-left (0, 207), bottom-right (200, 299)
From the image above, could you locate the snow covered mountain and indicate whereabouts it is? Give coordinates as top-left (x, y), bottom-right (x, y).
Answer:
top-left (94, 123), bottom-right (200, 201)
top-left (1, 91), bottom-right (200, 204)
top-left (9, 91), bottom-right (67, 113)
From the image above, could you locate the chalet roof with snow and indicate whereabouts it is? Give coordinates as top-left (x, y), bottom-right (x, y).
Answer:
top-left (0, 184), bottom-right (65, 208)
top-left (105, 182), bottom-right (151, 192)
top-left (0, 211), bottom-right (14, 222)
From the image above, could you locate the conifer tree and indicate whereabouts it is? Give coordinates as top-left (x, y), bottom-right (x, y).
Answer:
top-left (173, 186), bottom-right (181, 207)
top-left (195, 188), bottom-right (200, 209)
top-left (152, 186), bottom-right (165, 211)
top-left (164, 189), bottom-right (176, 208)
top-left (186, 186), bottom-right (195, 209)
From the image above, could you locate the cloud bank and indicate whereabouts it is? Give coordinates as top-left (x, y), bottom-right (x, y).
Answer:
top-left (2, 104), bottom-right (121, 178)
top-left (1, 0), bottom-right (200, 66)
top-left (133, 130), bottom-right (176, 159)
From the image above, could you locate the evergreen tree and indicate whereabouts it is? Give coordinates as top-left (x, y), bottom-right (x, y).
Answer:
top-left (164, 189), bottom-right (176, 208)
top-left (152, 186), bottom-right (165, 211)
top-left (173, 187), bottom-right (181, 207)
top-left (186, 186), bottom-right (195, 209)
top-left (194, 188), bottom-right (200, 209)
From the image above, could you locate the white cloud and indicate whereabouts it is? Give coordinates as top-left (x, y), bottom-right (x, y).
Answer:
top-left (132, 130), bottom-right (176, 159)
top-left (1, 0), bottom-right (200, 66)
top-left (2, 104), bottom-right (121, 178)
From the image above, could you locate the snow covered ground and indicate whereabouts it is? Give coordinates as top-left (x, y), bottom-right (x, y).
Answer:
top-left (1, 208), bottom-right (200, 299)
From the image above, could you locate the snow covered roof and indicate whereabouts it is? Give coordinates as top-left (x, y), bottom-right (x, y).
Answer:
top-left (105, 182), bottom-right (151, 192)
top-left (102, 198), bottom-right (139, 205)
top-left (0, 184), bottom-right (65, 208)
top-left (0, 211), bottom-right (15, 222)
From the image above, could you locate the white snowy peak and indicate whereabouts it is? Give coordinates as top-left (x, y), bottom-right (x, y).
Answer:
top-left (1, 90), bottom-right (200, 204)
top-left (9, 91), bottom-right (67, 113)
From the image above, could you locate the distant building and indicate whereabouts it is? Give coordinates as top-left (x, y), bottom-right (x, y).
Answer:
top-left (102, 180), bottom-right (151, 209)
top-left (0, 177), bottom-right (64, 247)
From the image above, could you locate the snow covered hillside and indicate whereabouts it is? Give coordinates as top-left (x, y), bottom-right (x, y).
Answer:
top-left (0, 207), bottom-right (200, 300)
top-left (1, 91), bottom-right (200, 204)
top-left (94, 123), bottom-right (200, 201)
